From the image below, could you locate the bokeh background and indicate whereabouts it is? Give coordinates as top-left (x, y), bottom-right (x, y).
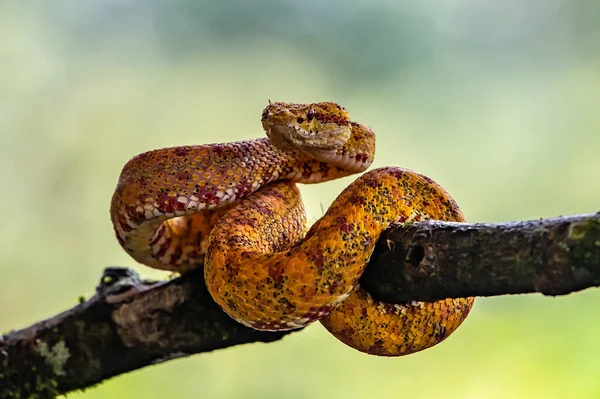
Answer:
top-left (2, 1), bottom-right (600, 398)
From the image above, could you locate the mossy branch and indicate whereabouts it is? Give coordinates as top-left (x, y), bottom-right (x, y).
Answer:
top-left (1, 212), bottom-right (599, 398)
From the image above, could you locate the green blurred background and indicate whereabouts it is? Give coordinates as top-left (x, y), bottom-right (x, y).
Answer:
top-left (2, 1), bottom-right (599, 398)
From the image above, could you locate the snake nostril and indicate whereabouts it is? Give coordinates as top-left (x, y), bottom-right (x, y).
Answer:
top-left (406, 245), bottom-right (424, 267)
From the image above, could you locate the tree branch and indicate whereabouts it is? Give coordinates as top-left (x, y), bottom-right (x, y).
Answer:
top-left (361, 212), bottom-right (600, 302)
top-left (1, 212), bottom-right (598, 398)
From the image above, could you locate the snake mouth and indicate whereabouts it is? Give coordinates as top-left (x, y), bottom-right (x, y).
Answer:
top-left (317, 150), bottom-right (374, 172)
top-left (265, 123), bottom-right (373, 172)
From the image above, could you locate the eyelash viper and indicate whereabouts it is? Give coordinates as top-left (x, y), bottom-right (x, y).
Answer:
top-left (110, 101), bottom-right (474, 356)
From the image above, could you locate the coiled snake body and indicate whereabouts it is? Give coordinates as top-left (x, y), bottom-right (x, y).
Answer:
top-left (111, 102), bottom-right (473, 356)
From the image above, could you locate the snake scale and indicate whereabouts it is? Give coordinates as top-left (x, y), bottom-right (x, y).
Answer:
top-left (111, 102), bottom-right (474, 356)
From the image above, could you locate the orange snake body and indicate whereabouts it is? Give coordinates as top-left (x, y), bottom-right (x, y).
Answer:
top-left (111, 102), bottom-right (473, 356)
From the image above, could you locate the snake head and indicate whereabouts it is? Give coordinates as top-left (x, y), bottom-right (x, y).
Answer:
top-left (261, 101), bottom-right (375, 172)
top-left (261, 102), bottom-right (353, 153)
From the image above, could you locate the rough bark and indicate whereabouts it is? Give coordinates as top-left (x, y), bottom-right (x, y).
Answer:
top-left (0, 268), bottom-right (293, 398)
top-left (0, 212), bottom-right (598, 398)
top-left (361, 212), bottom-right (600, 301)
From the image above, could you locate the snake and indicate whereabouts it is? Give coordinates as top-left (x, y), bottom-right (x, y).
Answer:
top-left (110, 101), bottom-right (474, 356)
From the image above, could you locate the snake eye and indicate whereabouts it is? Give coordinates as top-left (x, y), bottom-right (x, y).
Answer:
top-left (307, 108), bottom-right (315, 122)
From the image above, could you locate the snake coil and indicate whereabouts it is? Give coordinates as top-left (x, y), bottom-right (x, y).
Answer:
top-left (111, 102), bottom-right (473, 356)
